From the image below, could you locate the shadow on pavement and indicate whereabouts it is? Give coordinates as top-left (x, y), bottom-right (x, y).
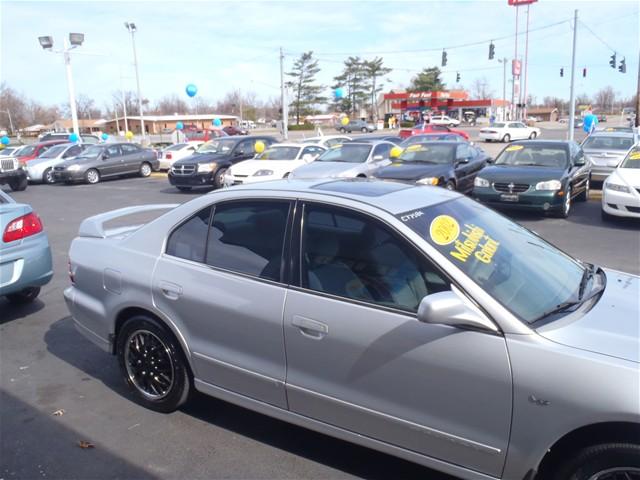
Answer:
top-left (0, 298), bottom-right (45, 325)
top-left (0, 388), bottom-right (156, 479)
top-left (46, 318), bottom-right (453, 480)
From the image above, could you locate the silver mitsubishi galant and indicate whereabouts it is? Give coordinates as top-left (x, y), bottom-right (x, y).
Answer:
top-left (64, 178), bottom-right (639, 480)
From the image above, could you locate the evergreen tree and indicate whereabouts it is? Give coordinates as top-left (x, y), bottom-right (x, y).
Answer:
top-left (333, 56), bottom-right (369, 118)
top-left (363, 57), bottom-right (392, 120)
top-left (286, 51), bottom-right (326, 125)
top-left (408, 67), bottom-right (446, 92)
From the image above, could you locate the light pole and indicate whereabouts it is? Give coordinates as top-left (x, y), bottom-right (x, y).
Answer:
top-left (38, 33), bottom-right (84, 135)
top-left (124, 22), bottom-right (145, 143)
top-left (0, 110), bottom-right (14, 136)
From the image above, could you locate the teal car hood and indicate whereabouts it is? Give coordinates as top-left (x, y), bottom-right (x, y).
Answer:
top-left (479, 165), bottom-right (566, 183)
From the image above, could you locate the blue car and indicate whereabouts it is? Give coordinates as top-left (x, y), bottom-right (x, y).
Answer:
top-left (0, 189), bottom-right (53, 304)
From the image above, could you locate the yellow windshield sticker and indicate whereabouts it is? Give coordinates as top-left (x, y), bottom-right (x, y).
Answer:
top-left (406, 144), bottom-right (422, 152)
top-left (429, 215), bottom-right (460, 246)
top-left (391, 162), bottom-right (403, 166)
top-left (330, 144), bottom-right (342, 149)
top-left (628, 152), bottom-right (640, 160)
top-left (605, 128), bottom-right (614, 131)
top-left (449, 224), bottom-right (500, 265)
top-left (505, 145), bottom-right (524, 152)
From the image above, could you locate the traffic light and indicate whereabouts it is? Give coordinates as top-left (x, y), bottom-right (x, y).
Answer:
top-left (619, 57), bottom-right (626, 73)
top-left (560, 68), bottom-right (564, 77)
top-left (441, 50), bottom-right (447, 67)
top-left (456, 72), bottom-right (461, 82)
top-left (609, 53), bottom-right (616, 69)
top-left (489, 42), bottom-right (495, 60)
top-left (582, 68), bottom-right (587, 77)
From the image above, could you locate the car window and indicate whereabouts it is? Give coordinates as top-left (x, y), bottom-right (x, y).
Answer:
top-left (582, 136), bottom-right (634, 150)
top-left (235, 139), bottom-right (257, 155)
top-left (432, 125), bottom-right (448, 131)
top-left (166, 143), bottom-right (187, 151)
top-left (166, 207), bottom-right (213, 262)
top-left (64, 145), bottom-right (84, 158)
top-left (620, 147), bottom-right (640, 169)
top-left (106, 145), bottom-right (122, 157)
top-left (316, 144), bottom-right (372, 163)
top-left (121, 144), bottom-right (140, 154)
top-left (399, 144), bottom-right (456, 164)
top-left (372, 143), bottom-right (392, 158)
top-left (206, 201), bottom-right (291, 282)
top-left (39, 144), bottom-right (67, 158)
top-left (256, 146), bottom-right (300, 160)
top-left (301, 204), bottom-right (450, 312)
top-left (456, 144), bottom-right (472, 159)
top-left (325, 138), bottom-right (344, 147)
top-left (301, 146), bottom-right (325, 157)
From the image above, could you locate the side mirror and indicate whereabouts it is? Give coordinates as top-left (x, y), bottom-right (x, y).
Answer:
top-left (574, 157), bottom-right (586, 166)
top-left (417, 288), bottom-right (497, 332)
top-left (234, 150), bottom-right (244, 156)
top-left (102, 152), bottom-right (110, 160)
top-left (486, 157), bottom-right (495, 164)
top-left (302, 153), bottom-right (314, 162)
top-left (457, 157), bottom-right (470, 164)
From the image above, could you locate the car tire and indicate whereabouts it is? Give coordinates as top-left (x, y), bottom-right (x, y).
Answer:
top-left (116, 315), bottom-right (191, 413)
top-left (551, 443), bottom-right (640, 480)
top-left (529, 132), bottom-right (537, 139)
top-left (449, 123), bottom-right (456, 127)
top-left (43, 167), bottom-right (56, 184)
top-left (176, 186), bottom-right (192, 192)
top-left (502, 134), bottom-right (511, 143)
top-left (6, 287), bottom-right (41, 305)
top-left (576, 178), bottom-right (589, 202)
top-left (9, 176), bottom-right (28, 191)
top-left (554, 186), bottom-right (571, 218)
top-left (85, 169), bottom-right (100, 184)
top-left (283, 172), bottom-right (290, 179)
top-left (361, 127), bottom-right (368, 133)
top-left (139, 162), bottom-right (152, 178)
top-left (213, 167), bottom-right (227, 189)
top-left (340, 127), bottom-right (346, 133)
top-left (445, 180), bottom-right (456, 191)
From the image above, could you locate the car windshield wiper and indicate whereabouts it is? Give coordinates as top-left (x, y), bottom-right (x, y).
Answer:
top-left (534, 300), bottom-right (581, 322)
top-left (578, 263), bottom-right (595, 300)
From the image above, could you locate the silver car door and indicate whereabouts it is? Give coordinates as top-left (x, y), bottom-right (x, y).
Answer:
top-left (152, 200), bottom-right (292, 408)
top-left (283, 202), bottom-right (512, 477)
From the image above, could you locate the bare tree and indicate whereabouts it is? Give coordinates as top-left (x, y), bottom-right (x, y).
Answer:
top-left (594, 86), bottom-right (616, 113)
top-left (470, 77), bottom-right (494, 99)
top-left (75, 94), bottom-right (102, 120)
top-left (151, 94), bottom-right (189, 115)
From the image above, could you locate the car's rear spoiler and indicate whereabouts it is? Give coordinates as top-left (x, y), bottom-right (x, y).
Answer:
top-left (78, 204), bottom-right (178, 238)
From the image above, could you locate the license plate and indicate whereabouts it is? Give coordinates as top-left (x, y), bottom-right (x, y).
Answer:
top-left (500, 193), bottom-right (519, 202)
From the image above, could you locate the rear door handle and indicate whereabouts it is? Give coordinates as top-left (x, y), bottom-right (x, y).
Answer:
top-left (292, 315), bottom-right (328, 339)
top-left (160, 281), bottom-right (182, 300)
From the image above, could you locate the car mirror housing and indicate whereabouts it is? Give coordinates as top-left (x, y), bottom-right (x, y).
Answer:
top-left (302, 154), bottom-right (314, 162)
top-left (574, 157), bottom-right (586, 166)
top-left (417, 287), bottom-right (498, 332)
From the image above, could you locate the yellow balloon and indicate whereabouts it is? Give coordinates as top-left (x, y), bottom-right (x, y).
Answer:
top-left (254, 140), bottom-right (265, 154)
top-left (341, 116), bottom-right (350, 126)
top-left (125, 130), bottom-right (134, 140)
top-left (390, 146), bottom-right (403, 158)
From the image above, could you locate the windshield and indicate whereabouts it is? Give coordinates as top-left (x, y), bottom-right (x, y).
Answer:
top-left (399, 144), bottom-right (455, 164)
top-left (495, 145), bottom-right (568, 168)
top-left (78, 146), bottom-right (103, 159)
top-left (582, 136), bottom-right (634, 150)
top-left (39, 144), bottom-right (68, 158)
top-left (491, 122), bottom-right (506, 128)
top-left (17, 145), bottom-right (36, 157)
top-left (397, 197), bottom-right (585, 323)
top-left (316, 144), bottom-right (371, 163)
top-left (0, 147), bottom-right (16, 156)
top-left (196, 139), bottom-right (236, 154)
top-left (256, 146), bottom-right (300, 160)
top-left (619, 147), bottom-right (640, 169)
top-left (166, 143), bottom-right (187, 151)
top-left (404, 135), bottom-right (460, 146)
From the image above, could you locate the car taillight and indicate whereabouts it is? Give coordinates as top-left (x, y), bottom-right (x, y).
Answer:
top-left (3, 212), bottom-right (43, 243)
top-left (166, 153), bottom-right (172, 159)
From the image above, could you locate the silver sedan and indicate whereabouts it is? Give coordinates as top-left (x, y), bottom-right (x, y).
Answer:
top-left (64, 179), bottom-right (639, 480)
top-left (26, 143), bottom-right (86, 184)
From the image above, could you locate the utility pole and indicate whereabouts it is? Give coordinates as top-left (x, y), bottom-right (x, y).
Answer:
top-left (522, 4), bottom-right (531, 121)
top-left (1, 110), bottom-right (14, 136)
top-left (498, 58), bottom-right (508, 121)
top-left (568, 9), bottom-right (578, 140)
top-left (63, 38), bottom-right (80, 135)
top-left (636, 45), bottom-right (640, 128)
top-left (119, 65), bottom-right (129, 134)
top-left (512, 5), bottom-right (519, 121)
top-left (280, 47), bottom-right (288, 140)
top-left (125, 22), bottom-right (145, 143)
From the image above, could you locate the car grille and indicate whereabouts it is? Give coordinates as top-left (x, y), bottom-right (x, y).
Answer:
top-left (493, 182), bottom-right (530, 193)
top-left (171, 164), bottom-right (196, 175)
top-left (1, 158), bottom-right (17, 171)
top-left (627, 206), bottom-right (640, 213)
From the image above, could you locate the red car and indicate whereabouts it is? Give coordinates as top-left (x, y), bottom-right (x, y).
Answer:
top-left (16, 140), bottom-right (69, 162)
top-left (222, 125), bottom-right (249, 136)
top-left (183, 128), bottom-right (227, 142)
top-left (399, 123), bottom-right (469, 140)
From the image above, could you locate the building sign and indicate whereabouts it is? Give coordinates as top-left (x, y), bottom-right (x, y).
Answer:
top-left (508, 0), bottom-right (538, 5)
top-left (512, 59), bottom-right (522, 76)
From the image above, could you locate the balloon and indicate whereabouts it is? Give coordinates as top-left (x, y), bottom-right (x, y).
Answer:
top-left (69, 133), bottom-right (79, 143)
top-left (185, 84), bottom-right (198, 98)
top-left (0, 136), bottom-right (9, 145)
top-left (390, 146), bottom-right (403, 159)
top-left (334, 87), bottom-right (344, 99)
top-left (254, 140), bottom-right (265, 154)
top-left (101, 133), bottom-right (109, 141)
top-left (176, 121), bottom-right (184, 130)
top-left (213, 118), bottom-right (222, 127)
top-left (125, 130), bottom-right (134, 140)
top-left (341, 116), bottom-right (350, 126)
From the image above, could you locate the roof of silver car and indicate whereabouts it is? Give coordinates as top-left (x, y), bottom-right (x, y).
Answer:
top-left (221, 178), bottom-right (459, 214)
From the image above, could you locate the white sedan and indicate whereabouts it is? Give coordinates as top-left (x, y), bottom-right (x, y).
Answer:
top-left (429, 115), bottom-right (460, 127)
top-left (479, 122), bottom-right (541, 143)
top-left (601, 146), bottom-right (640, 220)
top-left (158, 142), bottom-right (203, 169)
top-left (224, 143), bottom-right (326, 186)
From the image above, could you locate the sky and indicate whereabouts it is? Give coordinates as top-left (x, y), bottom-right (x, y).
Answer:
top-left (1, 0), bottom-right (638, 114)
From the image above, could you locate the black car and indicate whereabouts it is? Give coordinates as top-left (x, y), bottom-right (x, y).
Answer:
top-left (472, 140), bottom-right (590, 218)
top-left (374, 141), bottom-right (489, 193)
top-left (168, 136), bottom-right (277, 191)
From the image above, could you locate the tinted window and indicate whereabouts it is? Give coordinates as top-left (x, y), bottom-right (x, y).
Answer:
top-left (302, 204), bottom-right (449, 311)
top-left (372, 143), bottom-right (392, 158)
top-left (39, 144), bottom-right (68, 158)
top-left (399, 144), bottom-right (455, 164)
top-left (316, 144), bottom-right (372, 163)
top-left (166, 207), bottom-right (212, 262)
top-left (256, 146), bottom-right (300, 160)
top-left (106, 145), bottom-right (122, 157)
top-left (582, 136), bottom-right (634, 150)
top-left (64, 145), bottom-right (84, 158)
top-left (121, 144), bottom-right (140, 154)
top-left (301, 146), bottom-right (325, 157)
top-left (206, 201), bottom-right (290, 281)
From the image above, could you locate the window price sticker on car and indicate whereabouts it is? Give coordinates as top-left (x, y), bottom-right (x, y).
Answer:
top-left (505, 145), bottom-right (524, 152)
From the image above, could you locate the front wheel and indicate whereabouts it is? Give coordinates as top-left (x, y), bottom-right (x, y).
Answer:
top-left (139, 162), bottom-right (152, 177)
top-left (529, 131), bottom-right (538, 139)
top-left (554, 186), bottom-right (571, 218)
top-left (116, 315), bottom-right (191, 413)
top-left (339, 127), bottom-right (346, 133)
top-left (43, 167), bottom-right (56, 184)
top-left (551, 443), bottom-right (640, 480)
top-left (502, 134), bottom-right (511, 143)
top-left (85, 168), bottom-right (100, 184)
top-left (6, 287), bottom-right (41, 305)
top-left (9, 176), bottom-right (27, 191)
top-left (214, 167), bottom-right (227, 189)
top-left (361, 127), bottom-right (368, 133)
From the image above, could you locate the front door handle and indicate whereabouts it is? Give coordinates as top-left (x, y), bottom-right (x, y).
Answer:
top-left (160, 281), bottom-right (182, 300)
top-left (292, 315), bottom-right (328, 339)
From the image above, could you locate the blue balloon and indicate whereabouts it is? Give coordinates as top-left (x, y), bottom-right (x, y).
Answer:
top-left (213, 118), bottom-right (222, 127)
top-left (69, 133), bottom-right (79, 143)
top-left (0, 136), bottom-right (9, 145)
top-left (176, 122), bottom-right (184, 130)
top-left (101, 133), bottom-right (109, 141)
top-left (334, 87), bottom-right (344, 99)
top-left (185, 84), bottom-right (198, 98)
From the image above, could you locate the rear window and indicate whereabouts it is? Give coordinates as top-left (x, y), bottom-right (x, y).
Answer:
top-left (582, 136), bottom-right (633, 150)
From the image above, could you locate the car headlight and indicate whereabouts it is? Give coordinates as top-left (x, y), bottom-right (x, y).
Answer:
top-left (535, 179), bottom-right (562, 191)
top-left (67, 164), bottom-right (82, 171)
top-left (253, 169), bottom-right (274, 177)
top-left (605, 182), bottom-right (630, 193)
top-left (197, 163), bottom-right (214, 173)
top-left (417, 177), bottom-right (439, 185)
top-left (474, 177), bottom-right (490, 187)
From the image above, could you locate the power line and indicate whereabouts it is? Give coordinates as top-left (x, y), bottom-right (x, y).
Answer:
top-left (579, 20), bottom-right (618, 54)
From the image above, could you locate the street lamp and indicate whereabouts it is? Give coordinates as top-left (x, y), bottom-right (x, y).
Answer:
top-left (124, 21), bottom-right (146, 143)
top-left (498, 58), bottom-right (508, 121)
top-left (37, 33), bottom-right (84, 135)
